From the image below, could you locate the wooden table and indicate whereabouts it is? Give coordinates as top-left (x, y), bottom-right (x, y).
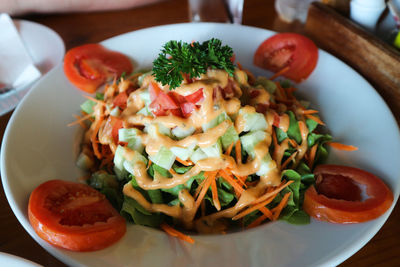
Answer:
top-left (1, 0), bottom-right (399, 266)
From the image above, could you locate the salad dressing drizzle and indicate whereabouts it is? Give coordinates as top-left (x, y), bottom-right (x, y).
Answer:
top-left (103, 68), bottom-right (288, 231)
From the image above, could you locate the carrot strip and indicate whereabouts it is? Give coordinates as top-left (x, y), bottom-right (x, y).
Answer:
top-left (250, 180), bottom-right (293, 205)
top-left (327, 142), bottom-right (358, 151)
top-left (301, 109), bottom-right (319, 115)
top-left (195, 171), bottom-right (218, 210)
top-left (176, 157), bottom-right (194, 166)
top-left (307, 144), bottom-right (318, 168)
top-left (211, 178), bottom-right (221, 211)
top-left (84, 95), bottom-right (105, 105)
top-left (219, 169), bottom-right (244, 194)
top-left (147, 159), bottom-right (152, 170)
top-left (235, 139), bottom-right (242, 164)
top-left (269, 66), bottom-right (290, 80)
top-left (271, 192), bottom-right (291, 220)
top-left (232, 195), bottom-right (276, 220)
top-left (225, 142), bottom-right (234, 156)
top-left (90, 116), bottom-right (104, 159)
top-left (288, 138), bottom-right (298, 148)
top-left (247, 214), bottom-right (268, 229)
top-left (169, 168), bottom-right (177, 175)
top-left (67, 113), bottom-right (92, 127)
top-left (281, 151), bottom-right (298, 170)
top-left (305, 114), bottom-right (325, 125)
top-left (233, 173), bottom-right (247, 188)
top-left (160, 223), bottom-right (195, 244)
top-left (247, 207), bottom-right (273, 228)
top-left (237, 61), bottom-right (243, 70)
top-left (259, 206), bottom-right (273, 220)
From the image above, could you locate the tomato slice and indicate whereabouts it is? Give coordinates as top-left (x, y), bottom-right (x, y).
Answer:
top-left (303, 165), bottom-right (394, 224)
top-left (28, 180), bottom-right (126, 251)
top-left (64, 44), bottom-right (133, 93)
top-left (113, 91), bottom-right (128, 109)
top-left (185, 88), bottom-right (204, 104)
top-left (253, 33), bottom-right (318, 83)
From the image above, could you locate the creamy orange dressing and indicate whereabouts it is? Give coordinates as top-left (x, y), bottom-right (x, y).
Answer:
top-left (90, 66), bottom-right (318, 233)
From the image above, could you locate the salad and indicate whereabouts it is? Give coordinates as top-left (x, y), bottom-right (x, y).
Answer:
top-left (28, 35), bottom-right (393, 251)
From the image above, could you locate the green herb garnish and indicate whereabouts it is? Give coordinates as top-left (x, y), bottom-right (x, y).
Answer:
top-left (152, 38), bottom-right (235, 89)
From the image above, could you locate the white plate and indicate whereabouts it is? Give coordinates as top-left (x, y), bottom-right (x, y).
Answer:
top-left (0, 252), bottom-right (41, 267)
top-left (0, 19), bottom-right (65, 116)
top-left (1, 23), bottom-right (400, 267)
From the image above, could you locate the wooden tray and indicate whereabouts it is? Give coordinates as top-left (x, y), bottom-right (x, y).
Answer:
top-left (305, 2), bottom-right (400, 121)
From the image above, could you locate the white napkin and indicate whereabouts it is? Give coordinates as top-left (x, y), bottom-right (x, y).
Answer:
top-left (0, 13), bottom-right (41, 90)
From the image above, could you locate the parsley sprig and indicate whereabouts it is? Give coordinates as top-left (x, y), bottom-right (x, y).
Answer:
top-left (152, 38), bottom-right (235, 89)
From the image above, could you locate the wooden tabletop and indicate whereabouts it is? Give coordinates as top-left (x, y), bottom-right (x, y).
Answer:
top-left (0, 0), bottom-right (399, 266)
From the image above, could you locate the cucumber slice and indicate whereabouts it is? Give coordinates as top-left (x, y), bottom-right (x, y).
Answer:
top-left (118, 128), bottom-right (144, 153)
top-left (170, 143), bottom-right (195, 161)
top-left (110, 107), bottom-right (121, 117)
top-left (256, 153), bottom-right (276, 176)
top-left (255, 76), bottom-right (276, 94)
top-left (239, 108), bottom-right (268, 132)
top-left (202, 112), bottom-right (231, 132)
top-left (137, 106), bottom-right (152, 116)
top-left (172, 126), bottom-right (195, 139)
top-left (240, 130), bottom-right (268, 158)
top-left (148, 146), bottom-right (176, 170)
top-left (220, 126), bottom-right (239, 150)
top-left (76, 152), bottom-right (94, 171)
top-left (145, 123), bottom-right (172, 138)
top-left (190, 147), bottom-right (208, 163)
top-left (202, 140), bottom-right (222, 158)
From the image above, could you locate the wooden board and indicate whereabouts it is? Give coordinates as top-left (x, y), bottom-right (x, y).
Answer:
top-left (305, 2), bottom-right (400, 121)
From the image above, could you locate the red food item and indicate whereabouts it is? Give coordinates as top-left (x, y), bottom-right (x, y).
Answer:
top-left (253, 33), bottom-right (318, 83)
top-left (28, 180), bottom-right (126, 251)
top-left (113, 91), bottom-right (128, 109)
top-left (64, 44), bottom-right (133, 93)
top-left (303, 165), bottom-right (393, 224)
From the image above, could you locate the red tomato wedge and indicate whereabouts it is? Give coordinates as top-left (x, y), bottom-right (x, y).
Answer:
top-left (28, 180), bottom-right (126, 251)
top-left (64, 44), bottom-right (133, 93)
top-left (303, 165), bottom-right (394, 224)
top-left (253, 33), bottom-right (318, 83)
top-left (113, 91), bottom-right (128, 110)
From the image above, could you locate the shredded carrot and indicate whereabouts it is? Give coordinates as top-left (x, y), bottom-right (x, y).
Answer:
top-left (281, 151), bottom-right (298, 170)
top-left (235, 139), bottom-right (242, 164)
top-left (195, 171), bottom-right (218, 210)
top-left (269, 66), bottom-right (290, 80)
top-left (305, 114), bottom-right (325, 125)
top-left (176, 157), bottom-right (194, 166)
top-left (247, 214), bottom-right (268, 229)
top-left (84, 95), bottom-right (105, 105)
top-left (275, 82), bottom-right (288, 100)
top-left (160, 223), bottom-right (195, 244)
top-left (271, 192), bottom-right (291, 220)
top-left (236, 61), bottom-right (243, 70)
top-left (90, 116), bottom-right (104, 159)
top-left (233, 173), bottom-right (247, 188)
top-left (288, 138), bottom-right (298, 148)
top-left (67, 113), bottom-right (92, 127)
top-left (247, 207), bottom-right (273, 229)
top-left (259, 206), bottom-right (273, 220)
top-left (225, 142), bottom-right (234, 156)
top-left (219, 169), bottom-right (244, 194)
top-left (301, 109), bottom-right (319, 115)
top-left (251, 180), bottom-right (293, 205)
top-left (307, 144), bottom-right (318, 168)
top-left (211, 178), bottom-right (221, 211)
top-left (147, 159), bottom-right (152, 170)
top-left (232, 194), bottom-right (276, 220)
top-left (169, 168), bottom-right (177, 175)
top-left (327, 142), bottom-right (358, 151)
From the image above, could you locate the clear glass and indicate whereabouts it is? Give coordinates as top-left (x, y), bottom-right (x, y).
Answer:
top-left (188, 0), bottom-right (244, 24)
